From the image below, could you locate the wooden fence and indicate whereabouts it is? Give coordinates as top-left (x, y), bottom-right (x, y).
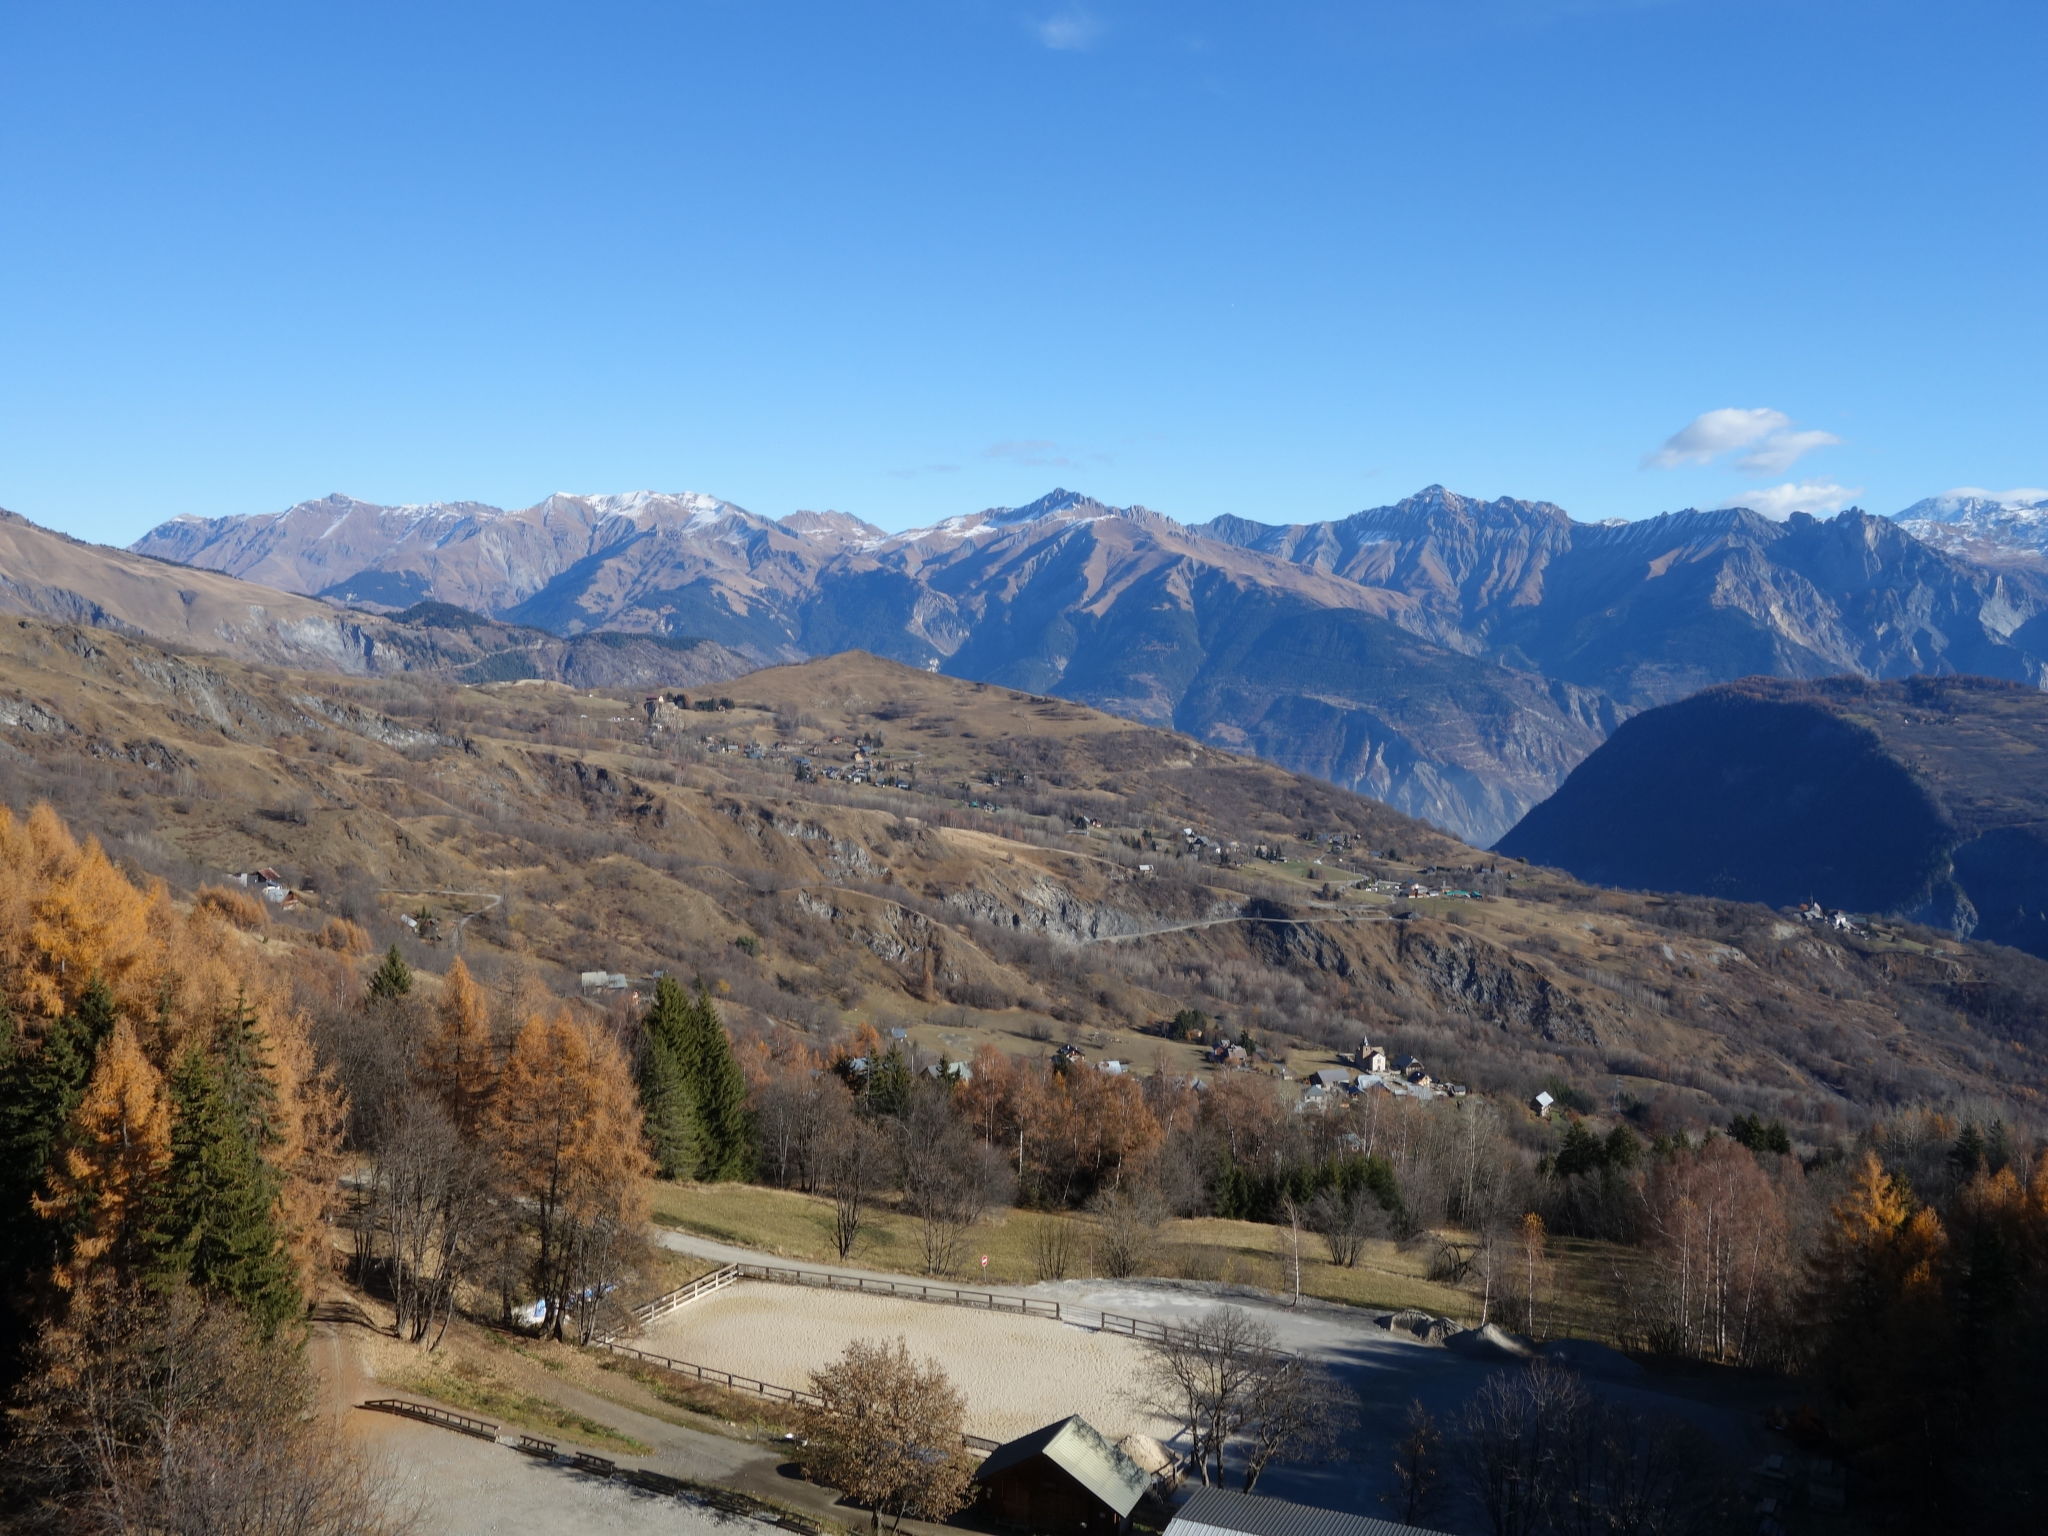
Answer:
top-left (726, 1260), bottom-right (1183, 1343)
top-left (586, 1335), bottom-right (1000, 1455)
top-left (631, 1262), bottom-right (740, 1327)
top-left (360, 1398), bottom-right (499, 1441)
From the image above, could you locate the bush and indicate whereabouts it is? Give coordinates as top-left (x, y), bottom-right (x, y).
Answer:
top-left (194, 885), bottom-right (267, 930)
top-left (313, 917), bottom-right (372, 956)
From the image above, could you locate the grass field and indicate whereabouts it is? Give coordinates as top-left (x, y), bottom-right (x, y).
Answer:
top-left (648, 1181), bottom-right (1487, 1322)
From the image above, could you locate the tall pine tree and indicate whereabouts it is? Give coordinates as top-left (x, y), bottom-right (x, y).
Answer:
top-left (154, 1046), bottom-right (300, 1336)
top-left (0, 981), bottom-right (118, 1289)
top-left (636, 979), bottom-right (752, 1181)
top-left (637, 978), bottom-right (698, 1180)
top-left (682, 983), bottom-right (753, 1181)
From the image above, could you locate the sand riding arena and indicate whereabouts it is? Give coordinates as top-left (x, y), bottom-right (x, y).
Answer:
top-left (625, 1266), bottom-right (1178, 1444)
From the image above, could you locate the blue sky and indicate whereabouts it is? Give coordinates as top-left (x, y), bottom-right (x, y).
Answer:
top-left (3, 0), bottom-right (2043, 542)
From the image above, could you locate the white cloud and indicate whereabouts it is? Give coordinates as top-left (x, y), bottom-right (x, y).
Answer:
top-left (1716, 480), bottom-right (1863, 519)
top-left (1738, 428), bottom-right (1842, 476)
top-left (1035, 8), bottom-right (1103, 51)
top-left (1646, 407), bottom-right (1840, 474)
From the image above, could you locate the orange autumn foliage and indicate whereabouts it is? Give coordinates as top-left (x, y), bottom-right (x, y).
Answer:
top-left (420, 958), bottom-right (496, 1137)
top-left (0, 803), bottom-right (343, 1299)
top-left (34, 1017), bottom-right (171, 1294)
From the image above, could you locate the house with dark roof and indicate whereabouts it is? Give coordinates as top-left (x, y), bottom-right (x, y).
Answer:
top-left (1164, 1486), bottom-right (1453, 1536)
top-left (973, 1415), bottom-right (1151, 1533)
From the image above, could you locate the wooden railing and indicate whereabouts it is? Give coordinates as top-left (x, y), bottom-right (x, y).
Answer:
top-left (360, 1398), bottom-right (499, 1441)
top-left (587, 1336), bottom-right (998, 1456)
top-left (589, 1337), bottom-right (824, 1407)
top-left (727, 1261), bottom-right (1184, 1343)
top-left (631, 1262), bottom-right (740, 1327)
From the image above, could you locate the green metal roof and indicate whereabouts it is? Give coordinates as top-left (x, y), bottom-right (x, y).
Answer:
top-left (1167, 1487), bottom-right (1452, 1536)
top-left (974, 1415), bottom-right (1152, 1517)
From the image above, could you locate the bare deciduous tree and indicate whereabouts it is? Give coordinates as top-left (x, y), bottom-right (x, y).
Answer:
top-left (1140, 1308), bottom-right (1339, 1490)
top-left (826, 1115), bottom-right (889, 1261)
top-left (1307, 1184), bottom-right (1386, 1268)
top-left (9, 1284), bottom-right (418, 1536)
top-left (896, 1092), bottom-right (1014, 1277)
top-left (1387, 1400), bottom-right (1447, 1530)
top-left (1091, 1185), bottom-right (1166, 1279)
top-left (371, 1091), bottom-right (499, 1346)
top-left (1448, 1361), bottom-right (1737, 1536)
top-left (1032, 1213), bottom-right (1077, 1281)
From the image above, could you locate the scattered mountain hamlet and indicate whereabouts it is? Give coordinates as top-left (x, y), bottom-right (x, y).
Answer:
top-left (126, 483), bottom-right (2048, 843)
top-left (2, 616), bottom-right (2041, 1125)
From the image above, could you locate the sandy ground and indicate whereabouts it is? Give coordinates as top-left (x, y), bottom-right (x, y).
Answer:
top-left (640, 1281), bottom-right (1175, 1443)
top-left (652, 1235), bottom-right (1794, 1531)
top-left (354, 1418), bottom-right (779, 1536)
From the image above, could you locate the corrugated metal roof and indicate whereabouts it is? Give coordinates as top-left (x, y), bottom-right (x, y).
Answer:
top-left (1166, 1486), bottom-right (1452, 1536)
top-left (973, 1415), bottom-right (1151, 1517)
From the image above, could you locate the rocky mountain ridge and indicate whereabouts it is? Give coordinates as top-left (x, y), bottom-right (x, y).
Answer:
top-left (125, 482), bottom-right (2048, 843)
top-left (0, 506), bottom-right (753, 689)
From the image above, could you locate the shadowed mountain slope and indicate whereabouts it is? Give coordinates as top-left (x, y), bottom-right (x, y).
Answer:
top-left (1498, 675), bottom-right (2048, 957)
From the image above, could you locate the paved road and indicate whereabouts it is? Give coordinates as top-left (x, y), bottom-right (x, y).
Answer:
top-left (1077, 908), bottom-right (1393, 944)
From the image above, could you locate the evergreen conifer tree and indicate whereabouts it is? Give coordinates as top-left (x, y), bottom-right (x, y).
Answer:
top-left (637, 978), bottom-right (698, 1180)
top-left (863, 1045), bottom-right (913, 1121)
top-left (0, 982), bottom-right (118, 1285)
top-left (682, 983), bottom-right (753, 1181)
top-left (215, 988), bottom-right (278, 1148)
top-left (154, 1046), bottom-right (300, 1336)
top-left (365, 944), bottom-right (414, 1003)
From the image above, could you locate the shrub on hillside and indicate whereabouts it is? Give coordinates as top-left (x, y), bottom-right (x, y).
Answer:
top-left (194, 884), bottom-right (267, 930)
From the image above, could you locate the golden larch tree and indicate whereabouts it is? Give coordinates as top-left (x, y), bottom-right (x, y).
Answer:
top-left (35, 1017), bottom-right (171, 1296)
top-left (489, 1009), bottom-right (651, 1340)
top-left (420, 958), bottom-right (495, 1137)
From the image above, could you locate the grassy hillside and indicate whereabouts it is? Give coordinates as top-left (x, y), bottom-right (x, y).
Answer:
top-left (1, 620), bottom-right (2043, 1128)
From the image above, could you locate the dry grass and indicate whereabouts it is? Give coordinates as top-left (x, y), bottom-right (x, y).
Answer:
top-left (383, 1359), bottom-right (651, 1454)
top-left (652, 1181), bottom-right (1488, 1321)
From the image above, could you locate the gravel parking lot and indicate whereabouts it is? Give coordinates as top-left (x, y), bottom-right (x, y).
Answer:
top-left (639, 1281), bottom-right (1174, 1443)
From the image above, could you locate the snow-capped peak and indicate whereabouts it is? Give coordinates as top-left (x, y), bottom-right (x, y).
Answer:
top-left (1895, 487), bottom-right (2048, 524)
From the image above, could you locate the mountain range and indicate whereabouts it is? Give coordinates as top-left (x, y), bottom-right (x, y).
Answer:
top-left (127, 484), bottom-right (2048, 843)
top-left (0, 507), bottom-right (750, 688)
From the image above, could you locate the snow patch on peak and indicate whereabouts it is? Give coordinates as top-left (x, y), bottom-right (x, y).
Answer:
top-left (1896, 488), bottom-right (2048, 524)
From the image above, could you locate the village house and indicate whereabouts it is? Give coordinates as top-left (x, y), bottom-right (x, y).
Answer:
top-left (1532, 1089), bottom-right (1556, 1118)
